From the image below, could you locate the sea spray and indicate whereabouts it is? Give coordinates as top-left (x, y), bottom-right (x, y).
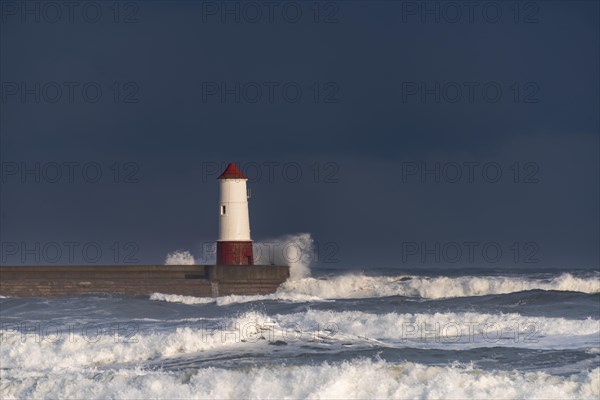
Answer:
top-left (253, 233), bottom-right (314, 280)
top-left (164, 233), bottom-right (314, 280)
top-left (164, 250), bottom-right (195, 265)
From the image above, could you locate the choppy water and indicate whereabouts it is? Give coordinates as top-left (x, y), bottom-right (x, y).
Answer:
top-left (1, 266), bottom-right (599, 399)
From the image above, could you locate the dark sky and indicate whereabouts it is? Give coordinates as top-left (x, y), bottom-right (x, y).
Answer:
top-left (1, 0), bottom-right (598, 269)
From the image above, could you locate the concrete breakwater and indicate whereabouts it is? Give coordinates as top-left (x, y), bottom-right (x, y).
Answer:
top-left (0, 265), bottom-right (290, 297)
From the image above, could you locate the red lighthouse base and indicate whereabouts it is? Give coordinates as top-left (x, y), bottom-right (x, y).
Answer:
top-left (216, 241), bottom-right (254, 265)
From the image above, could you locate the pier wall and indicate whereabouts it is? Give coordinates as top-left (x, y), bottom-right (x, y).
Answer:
top-left (0, 265), bottom-right (290, 297)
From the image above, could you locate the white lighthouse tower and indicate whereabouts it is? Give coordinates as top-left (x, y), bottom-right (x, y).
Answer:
top-left (216, 163), bottom-right (254, 265)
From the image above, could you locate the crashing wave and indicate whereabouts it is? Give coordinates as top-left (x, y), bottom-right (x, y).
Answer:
top-left (2, 359), bottom-right (598, 400)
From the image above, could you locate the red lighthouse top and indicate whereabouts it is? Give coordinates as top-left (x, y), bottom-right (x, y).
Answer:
top-left (218, 163), bottom-right (248, 180)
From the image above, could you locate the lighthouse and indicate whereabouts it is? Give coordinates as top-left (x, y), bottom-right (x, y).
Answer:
top-left (0, 161), bottom-right (291, 297)
top-left (216, 163), bottom-right (254, 265)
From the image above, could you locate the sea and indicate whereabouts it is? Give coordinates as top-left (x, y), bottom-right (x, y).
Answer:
top-left (1, 237), bottom-right (599, 399)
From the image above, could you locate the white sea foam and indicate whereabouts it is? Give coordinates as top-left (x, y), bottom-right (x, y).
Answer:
top-left (150, 293), bottom-right (215, 304)
top-left (281, 272), bottom-right (600, 299)
top-left (0, 311), bottom-right (275, 371)
top-left (149, 292), bottom-right (327, 306)
top-left (276, 309), bottom-right (600, 350)
top-left (163, 231), bottom-right (597, 302)
top-left (2, 359), bottom-right (598, 400)
top-left (1, 310), bottom-right (597, 373)
top-left (150, 272), bottom-right (600, 305)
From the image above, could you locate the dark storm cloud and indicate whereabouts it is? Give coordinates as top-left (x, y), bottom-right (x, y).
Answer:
top-left (1, 1), bottom-right (598, 268)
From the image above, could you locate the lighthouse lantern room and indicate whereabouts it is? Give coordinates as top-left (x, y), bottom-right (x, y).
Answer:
top-left (216, 163), bottom-right (254, 265)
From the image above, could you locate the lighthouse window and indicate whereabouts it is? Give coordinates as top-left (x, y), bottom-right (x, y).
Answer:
top-left (221, 205), bottom-right (226, 215)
